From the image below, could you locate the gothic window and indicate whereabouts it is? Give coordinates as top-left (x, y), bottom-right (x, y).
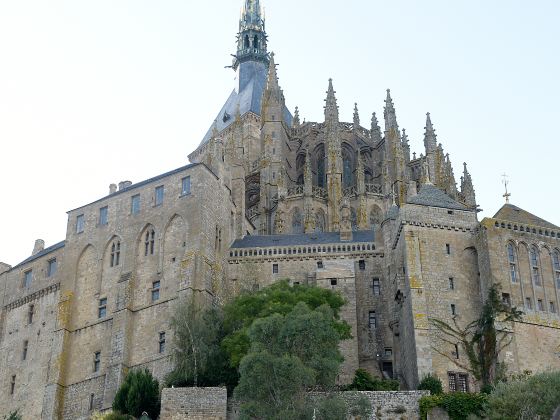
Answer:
top-left (350, 208), bottom-right (358, 231)
top-left (553, 250), bottom-right (560, 288)
top-left (145, 229), bottom-right (155, 256)
top-left (365, 170), bottom-right (373, 184)
top-left (253, 35), bottom-right (259, 49)
top-left (244, 35), bottom-right (249, 49)
top-left (315, 145), bottom-right (326, 188)
top-left (110, 241), bottom-right (121, 267)
top-left (297, 174), bottom-right (304, 185)
top-left (292, 208), bottom-right (303, 234)
top-left (315, 210), bottom-right (325, 233)
top-left (507, 243), bottom-right (518, 283)
top-left (530, 246), bottom-right (541, 286)
top-left (343, 153), bottom-right (353, 188)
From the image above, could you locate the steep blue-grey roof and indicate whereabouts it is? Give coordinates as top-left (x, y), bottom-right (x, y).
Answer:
top-left (199, 61), bottom-right (292, 146)
top-left (12, 241), bottom-right (66, 270)
top-left (408, 184), bottom-right (469, 211)
top-left (231, 230), bottom-right (375, 248)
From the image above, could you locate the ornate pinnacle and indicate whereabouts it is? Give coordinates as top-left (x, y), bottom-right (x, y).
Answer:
top-left (371, 112), bottom-right (382, 143)
top-left (401, 128), bottom-right (409, 146)
top-left (353, 103), bottom-right (360, 127)
top-left (324, 78), bottom-right (339, 122)
top-left (293, 106), bottom-right (300, 127)
top-left (384, 89), bottom-right (398, 132)
top-left (461, 162), bottom-right (477, 207)
top-left (424, 112), bottom-right (437, 152)
top-left (266, 52), bottom-right (280, 91)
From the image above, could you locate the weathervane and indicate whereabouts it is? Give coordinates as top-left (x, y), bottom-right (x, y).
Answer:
top-left (502, 173), bottom-right (511, 204)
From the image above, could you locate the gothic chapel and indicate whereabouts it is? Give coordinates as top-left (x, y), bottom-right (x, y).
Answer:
top-left (1, 0), bottom-right (560, 418)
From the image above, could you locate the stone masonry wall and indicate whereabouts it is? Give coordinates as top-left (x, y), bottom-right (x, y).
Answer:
top-left (160, 387), bottom-right (227, 420)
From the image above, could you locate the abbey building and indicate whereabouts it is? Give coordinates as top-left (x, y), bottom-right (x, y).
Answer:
top-left (1, 0), bottom-right (560, 418)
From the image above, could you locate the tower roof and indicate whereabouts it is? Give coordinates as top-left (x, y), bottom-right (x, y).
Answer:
top-left (493, 203), bottom-right (559, 230)
top-left (408, 184), bottom-right (470, 211)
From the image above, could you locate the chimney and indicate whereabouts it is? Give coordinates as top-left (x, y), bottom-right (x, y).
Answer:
top-left (32, 239), bottom-right (45, 256)
top-left (118, 181), bottom-right (132, 191)
top-left (109, 184), bottom-right (117, 194)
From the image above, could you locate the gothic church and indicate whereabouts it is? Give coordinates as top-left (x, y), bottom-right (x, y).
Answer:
top-left (1, 0), bottom-right (560, 418)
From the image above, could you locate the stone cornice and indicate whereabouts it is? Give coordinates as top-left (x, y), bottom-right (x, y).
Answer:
top-left (3, 282), bottom-right (60, 311)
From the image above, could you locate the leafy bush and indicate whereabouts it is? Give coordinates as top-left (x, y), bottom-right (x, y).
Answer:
top-left (485, 371), bottom-right (560, 420)
top-left (344, 369), bottom-right (399, 391)
top-left (3, 411), bottom-right (22, 420)
top-left (112, 369), bottom-right (160, 419)
top-left (418, 373), bottom-right (443, 395)
top-left (419, 393), bottom-right (487, 420)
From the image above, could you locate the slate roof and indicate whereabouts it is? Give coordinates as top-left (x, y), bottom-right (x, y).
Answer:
top-left (231, 230), bottom-right (375, 248)
top-left (407, 184), bottom-right (470, 211)
top-left (198, 61), bottom-right (292, 146)
top-left (493, 203), bottom-right (559, 230)
top-left (12, 241), bottom-right (66, 270)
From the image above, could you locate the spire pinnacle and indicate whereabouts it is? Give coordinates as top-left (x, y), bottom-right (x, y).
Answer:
top-left (353, 103), bottom-right (360, 127)
top-left (266, 52), bottom-right (280, 91)
top-left (384, 89), bottom-right (398, 132)
top-left (401, 128), bottom-right (409, 145)
top-left (293, 106), bottom-right (300, 127)
top-left (324, 78), bottom-right (339, 122)
top-left (371, 112), bottom-right (382, 143)
top-left (234, 0), bottom-right (268, 70)
top-left (460, 162), bottom-right (477, 208)
top-left (424, 112), bottom-right (437, 152)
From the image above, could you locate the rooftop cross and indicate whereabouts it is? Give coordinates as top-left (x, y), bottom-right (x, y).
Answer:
top-left (502, 173), bottom-right (511, 204)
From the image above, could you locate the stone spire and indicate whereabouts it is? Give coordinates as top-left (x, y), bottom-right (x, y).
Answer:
top-left (370, 112), bottom-right (382, 143)
top-left (353, 103), bottom-right (360, 127)
top-left (384, 89), bottom-right (398, 133)
top-left (324, 78), bottom-right (339, 123)
top-left (234, 0), bottom-right (268, 70)
top-left (445, 154), bottom-right (458, 197)
top-left (262, 52), bottom-right (284, 108)
top-left (293, 106), bottom-right (300, 127)
top-left (265, 52), bottom-right (280, 91)
top-left (401, 128), bottom-right (411, 163)
top-left (461, 162), bottom-right (476, 208)
top-left (423, 112), bottom-right (437, 153)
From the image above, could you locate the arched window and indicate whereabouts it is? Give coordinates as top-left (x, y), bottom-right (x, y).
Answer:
top-left (145, 229), bottom-right (155, 256)
top-left (553, 250), bottom-right (560, 288)
top-left (244, 35), bottom-right (250, 49)
top-left (297, 174), bottom-right (304, 185)
top-left (253, 35), bottom-right (259, 49)
top-left (507, 243), bottom-right (518, 283)
top-left (110, 241), bottom-right (121, 267)
top-left (315, 210), bottom-right (325, 233)
top-left (292, 208), bottom-right (303, 234)
top-left (316, 146), bottom-right (325, 188)
top-left (343, 151), bottom-right (353, 188)
top-left (530, 246), bottom-right (541, 286)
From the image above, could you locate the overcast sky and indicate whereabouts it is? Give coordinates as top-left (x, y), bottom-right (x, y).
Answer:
top-left (1, 0), bottom-right (559, 265)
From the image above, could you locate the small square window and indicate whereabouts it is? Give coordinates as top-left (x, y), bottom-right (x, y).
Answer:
top-left (330, 278), bottom-right (337, 286)
top-left (99, 206), bottom-right (108, 226)
top-left (131, 194), bottom-right (141, 215)
top-left (152, 281), bottom-right (161, 302)
top-left (358, 260), bottom-right (365, 270)
top-left (502, 293), bottom-right (511, 306)
top-left (76, 214), bottom-right (85, 233)
top-left (98, 298), bottom-right (107, 319)
top-left (272, 264), bottom-right (279, 274)
top-left (47, 259), bottom-right (57, 277)
top-left (384, 347), bottom-right (392, 358)
top-left (317, 261), bottom-right (324, 269)
top-left (23, 270), bottom-right (32, 288)
top-left (181, 176), bottom-right (191, 196)
top-left (155, 185), bottom-right (164, 206)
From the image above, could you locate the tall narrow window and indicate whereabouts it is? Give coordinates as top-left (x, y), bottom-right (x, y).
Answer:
top-left (449, 277), bottom-right (455, 290)
top-left (145, 229), bottom-right (155, 256)
top-left (317, 155), bottom-right (325, 188)
top-left (99, 206), bottom-right (108, 225)
top-left (10, 375), bottom-right (15, 395)
top-left (550, 301), bottom-right (556, 313)
top-left (155, 185), bottom-right (164, 206)
top-left (158, 332), bottom-right (166, 354)
top-left (530, 246), bottom-right (541, 286)
top-left (453, 343), bottom-right (460, 359)
top-left (23, 270), bottom-right (32, 288)
top-left (537, 299), bottom-right (544, 312)
top-left (451, 304), bottom-right (457, 316)
top-left (507, 243), bottom-right (518, 282)
top-left (358, 260), bottom-right (365, 270)
top-left (28, 304), bottom-right (34, 324)
top-left (47, 258), bottom-right (57, 277)
top-left (89, 394), bottom-right (95, 411)
top-left (76, 214), bottom-right (85, 233)
top-left (181, 176), bottom-right (191, 196)
top-left (272, 264), bottom-right (279, 274)
top-left (553, 250), bottom-right (560, 288)
top-left (372, 278), bottom-right (381, 296)
top-left (110, 241), bottom-right (121, 267)
top-left (93, 352), bottom-right (101, 373)
top-left (152, 281), bottom-right (160, 302)
top-left (446, 244), bottom-right (451, 255)
top-left (98, 298), bottom-right (107, 318)
top-left (131, 194), bottom-right (140, 215)
top-left (526, 297), bottom-right (532, 310)
top-left (22, 340), bottom-right (28, 361)
top-left (368, 311), bottom-right (377, 330)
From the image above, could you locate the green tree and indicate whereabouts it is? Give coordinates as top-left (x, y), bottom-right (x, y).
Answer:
top-left (344, 369), bottom-right (399, 391)
top-left (234, 302), bottom-right (347, 419)
top-left (166, 302), bottom-right (236, 390)
top-left (418, 373), bottom-right (443, 395)
top-left (112, 369), bottom-right (160, 419)
top-left (430, 284), bottom-right (522, 388)
top-left (222, 280), bottom-right (350, 369)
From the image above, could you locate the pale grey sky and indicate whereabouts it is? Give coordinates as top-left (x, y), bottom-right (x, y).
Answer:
top-left (1, 0), bottom-right (559, 265)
